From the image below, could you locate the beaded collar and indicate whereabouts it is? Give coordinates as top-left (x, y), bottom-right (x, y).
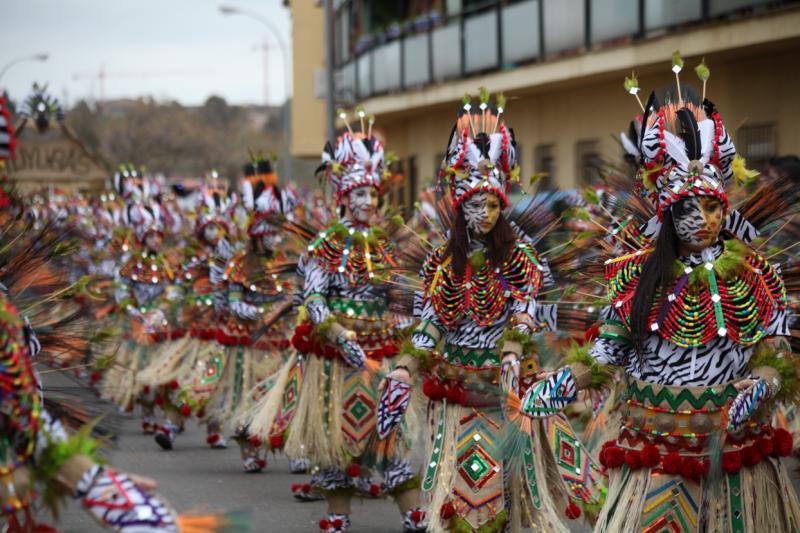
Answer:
top-left (306, 220), bottom-right (396, 286)
top-left (119, 250), bottom-right (174, 284)
top-left (422, 239), bottom-right (545, 328)
top-left (605, 239), bottom-right (785, 348)
top-left (222, 249), bottom-right (293, 297)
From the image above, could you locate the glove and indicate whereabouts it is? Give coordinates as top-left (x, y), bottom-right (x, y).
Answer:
top-left (376, 377), bottom-right (412, 438)
top-left (337, 335), bottom-right (366, 369)
top-left (520, 366), bottom-right (577, 418)
top-left (75, 464), bottom-right (178, 532)
top-left (727, 377), bottom-right (776, 433)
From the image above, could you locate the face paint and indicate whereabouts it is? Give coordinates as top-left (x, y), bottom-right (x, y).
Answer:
top-left (144, 232), bottom-right (163, 252)
top-left (260, 231), bottom-right (281, 253)
top-left (202, 224), bottom-right (222, 246)
top-left (461, 192), bottom-right (501, 236)
top-left (673, 196), bottom-right (723, 253)
top-left (347, 186), bottom-right (379, 223)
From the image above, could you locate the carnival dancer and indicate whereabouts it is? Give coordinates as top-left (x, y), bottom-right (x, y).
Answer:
top-left (521, 56), bottom-right (800, 532)
top-left (99, 172), bottom-right (181, 441)
top-left (247, 114), bottom-right (426, 532)
top-left (379, 93), bottom-right (595, 533)
top-left (139, 173), bottom-right (238, 450)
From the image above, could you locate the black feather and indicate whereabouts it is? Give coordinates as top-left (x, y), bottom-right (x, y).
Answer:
top-left (702, 98), bottom-right (716, 117)
top-left (676, 107), bottom-right (701, 161)
top-left (639, 91), bottom-right (659, 149)
top-left (253, 180), bottom-right (265, 201)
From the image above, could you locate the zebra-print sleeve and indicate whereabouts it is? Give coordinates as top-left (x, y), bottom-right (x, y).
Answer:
top-left (302, 257), bottom-right (331, 324)
top-left (589, 306), bottom-right (632, 366)
top-left (765, 306), bottom-right (790, 337)
top-left (411, 298), bottom-right (442, 350)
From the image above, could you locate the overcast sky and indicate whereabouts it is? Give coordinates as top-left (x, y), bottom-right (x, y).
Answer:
top-left (0, 0), bottom-right (292, 107)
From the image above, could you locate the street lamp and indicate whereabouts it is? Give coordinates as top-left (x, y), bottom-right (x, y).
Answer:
top-left (0, 53), bottom-right (49, 83)
top-left (219, 5), bottom-right (292, 178)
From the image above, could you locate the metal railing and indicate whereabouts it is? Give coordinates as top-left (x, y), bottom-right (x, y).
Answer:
top-left (334, 0), bottom-right (792, 103)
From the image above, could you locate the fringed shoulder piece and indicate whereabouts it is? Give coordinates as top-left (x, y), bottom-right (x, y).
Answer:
top-left (605, 241), bottom-right (785, 348)
top-left (306, 222), bottom-right (396, 286)
top-left (422, 238), bottom-right (545, 329)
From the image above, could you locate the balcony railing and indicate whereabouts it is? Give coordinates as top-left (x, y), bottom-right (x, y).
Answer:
top-left (334, 0), bottom-right (793, 103)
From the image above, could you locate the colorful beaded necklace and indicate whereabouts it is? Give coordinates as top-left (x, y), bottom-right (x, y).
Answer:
top-left (423, 239), bottom-right (544, 328)
top-left (119, 250), bottom-right (174, 285)
top-left (306, 222), bottom-right (396, 286)
top-left (606, 240), bottom-right (785, 347)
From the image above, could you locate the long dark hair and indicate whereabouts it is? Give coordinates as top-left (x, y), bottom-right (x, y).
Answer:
top-left (629, 206), bottom-right (682, 352)
top-left (444, 206), bottom-right (516, 278)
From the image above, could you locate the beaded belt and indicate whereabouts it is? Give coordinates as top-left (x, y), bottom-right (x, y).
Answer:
top-left (421, 345), bottom-right (502, 407)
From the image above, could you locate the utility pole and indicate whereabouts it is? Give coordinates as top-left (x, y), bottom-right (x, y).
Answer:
top-left (323, 0), bottom-right (336, 143)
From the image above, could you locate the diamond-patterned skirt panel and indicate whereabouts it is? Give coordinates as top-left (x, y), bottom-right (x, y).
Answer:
top-left (544, 413), bottom-right (605, 507)
top-left (340, 367), bottom-right (376, 456)
top-left (641, 477), bottom-right (700, 533)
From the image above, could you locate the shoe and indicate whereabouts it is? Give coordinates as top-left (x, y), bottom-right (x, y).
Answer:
top-left (154, 421), bottom-right (177, 450)
top-left (318, 513), bottom-right (349, 533)
top-left (291, 482), bottom-right (324, 502)
top-left (242, 456), bottom-right (267, 473)
top-left (288, 457), bottom-right (310, 474)
top-left (401, 508), bottom-right (427, 532)
top-left (206, 433), bottom-right (228, 449)
top-left (141, 416), bottom-right (156, 435)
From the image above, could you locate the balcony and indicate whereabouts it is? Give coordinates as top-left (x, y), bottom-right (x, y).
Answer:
top-left (334, 0), bottom-right (794, 103)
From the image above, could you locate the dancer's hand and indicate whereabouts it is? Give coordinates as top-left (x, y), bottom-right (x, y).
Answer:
top-left (376, 377), bottom-right (412, 438)
top-left (500, 354), bottom-right (520, 396)
top-left (520, 366), bottom-right (578, 418)
top-left (727, 377), bottom-right (775, 433)
top-left (337, 331), bottom-right (366, 369)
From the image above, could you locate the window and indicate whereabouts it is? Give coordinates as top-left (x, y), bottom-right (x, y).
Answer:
top-left (534, 144), bottom-right (555, 191)
top-left (575, 139), bottom-right (601, 186)
top-left (738, 124), bottom-right (776, 172)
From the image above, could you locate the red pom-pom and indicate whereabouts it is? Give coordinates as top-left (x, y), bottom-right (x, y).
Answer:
top-left (565, 502), bottom-right (582, 519)
top-left (154, 395), bottom-right (164, 406)
top-left (605, 446), bottom-right (625, 468)
top-left (168, 379), bottom-right (180, 390)
top-left (383, 344), bottom-right (399, 357)
top-left (742, 445), bottom-right (762, 467)
top-left (584, 324), bottom-right (601, 343)
top-left (661, 452), bottom-right (682, 474)
top-left (346, 464), bottom-right (361, 477)
top-left (410, 510), bottom-right (423, 523)
top-left (422, 378), bottom-right (446, 401)
top-left (680, 457), bottom-right (703, 480)
top-left (249, 436), bottom-right (263, 447)
top-left (722, 451), bottom-right (742, 474)
top-left (640, 445), bottom-right (661, 468)
top-left (440, 502), bottom-right (456, 519)
top-left (291, 483), bottom-right (301, 492)
top-left (256, 459), bottom-right (267, 468)
top-left (179, 403), bottom-right (192, 417)
top-left (369, 484), bottom-right (381, 497)
top-left (302, 483), bottom-right (312, 492)
top-left (773, 428), bottom-right (794, 457)
top-left (142, 385), bottom-right (151, 394)
top-left (207, 433), bottom-right (220, 445)
top-left (318, 519), bottom-right (330, 530)
top-left (625, 449), bottom-right (642, 470)
top-left (757, 437), bottom-right (774, 457)
top-left (445, 385), bottom-right (465, 405)
top-left (332, 519), bottom-right (343, 529)
top-left (269, 434), bottom-right (284, 449)
top-left (90, 371), bottom-right (103, 384)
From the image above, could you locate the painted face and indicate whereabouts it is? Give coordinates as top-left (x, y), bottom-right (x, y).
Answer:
top-left (202, 223), bottom-right (222, 246)
top-left (260, 231), bottom-right (281, 253)
top-left (347, 186), bottom-right (379, 223)
top-left (672, 196), bottom-right (723, 253)
top-left (462, 192), bottom-right (502, 236)
top-left (144, 231), bottom-right (163, 251)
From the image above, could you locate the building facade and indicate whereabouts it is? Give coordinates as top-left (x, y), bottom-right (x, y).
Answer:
top-left (294, 0), bottom-right (800, 208)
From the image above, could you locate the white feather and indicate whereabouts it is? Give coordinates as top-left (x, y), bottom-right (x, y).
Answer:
top-left (698, 119), bottom-right (714, 164)
top-left (620, 132), bottom-right (640, 157)
top-left (487, 133), bottom-right (502, 163)
top-left (352, 138), bottom-right (370, 163)
top-left (242, 180), bottom-right (254, 211)
top-left (663, 131), bottom-right (690, 167)
top-left (465, 140), bottom-right (481, 167)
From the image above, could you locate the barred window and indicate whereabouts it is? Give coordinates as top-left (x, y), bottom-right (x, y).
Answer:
top-left (738, 124), bottom-right (777, 172)
top-left (534, 144), bottom-right (555, 191)
top-left (576, 139), bottom-right (601, 186)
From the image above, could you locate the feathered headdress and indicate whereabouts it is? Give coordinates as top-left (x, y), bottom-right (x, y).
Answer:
top-left (127, 201), bottom-right (164, 243)
top-left (195, 170), bottom-right (236, 237)
top-left (622, 55), bottom-right (754, 240)
top-left (0, 95), bottom-right (16, 162)
top-left (440, 89), bottom-right (518, 209)
top-left (241, 155), bottom-right (300, 236)
top-left (113, 164), bottom-right (157, 202)
top-left (319, 107), bottom-right (386, 204)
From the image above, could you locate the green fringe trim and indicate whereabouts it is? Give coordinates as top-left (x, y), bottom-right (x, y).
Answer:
top-left (563, 342), bottom-right (613, 390)
top-left (680, 239), bottom-right (749, 288)
top-left (450, 509), bottom-right (508, 533)
top-left (34, 423), bottom-right (104, 518)
top-left (385, 476), bottom-right (421, 496)
top-left (328, 222), bottom-right (387, 246)
top-left (749, 343), bottom-right (800, 404)
top-left (501, 327), bottom-right (531, 355)
top-left (311, 316), bottom-right (339, 343)
top-left (468, 249), bottom-right (487, 269)
top-left (400, 339), bottom-right (433, 370)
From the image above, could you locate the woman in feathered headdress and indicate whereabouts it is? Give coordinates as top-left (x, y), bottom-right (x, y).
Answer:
top-left (521, 55), bottom-right (800, 531)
